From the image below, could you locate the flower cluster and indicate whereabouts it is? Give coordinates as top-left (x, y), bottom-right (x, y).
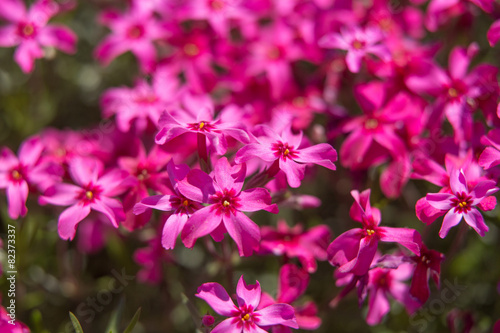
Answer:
top-left (1, 0), bottom-right (500, 331)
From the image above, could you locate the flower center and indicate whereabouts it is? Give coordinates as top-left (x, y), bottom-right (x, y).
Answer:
top-left (448, 87), bottom-right (458, 98)
top-left (210, 0), bottom-right (225, 10)
top-left (451, 191), bottom-right (473, 213)
top-left (127, 25), bottom-right (144, 39)
top-left (242, 313), bottom-right (250, 321)
top-left (267, 46), bottom-right (281, 60)
top-left (182, 199), bottom-right (189, 207)
top-left (187, 121), bottom-right (214, 132)
top-left (366, 229), bottom-right (375, 236)
top-left (271, 141), bottom-right (298, 160)
top-left (184, 43), bottom-right (200, 56)
top-left (137, 169), bottom-right (149, 181)
top-left (85, 191), bottom-right (94, 200)
top-left (11, 169), bottom-right (22, 180)
top-left (211, 189), bottom-right (241, 216)
top-left (352, 40), bottom-right (365, 50)
top-left (18, 22), bottom-right (36, 38)
top-left (421, 255), bottom-right (431, 265)
top-left (364, 118), bottom-right (378, 129)
top-left (80, 184), bottom-right (102, 204)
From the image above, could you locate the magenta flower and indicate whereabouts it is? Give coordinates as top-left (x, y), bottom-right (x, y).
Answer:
top-left (178, 157), bottom-right (278, 256)
top-left (0, 304), bottom-right (30, 333)
top-left (155, 94), bottom-right (250, 155)
top-left (479, 129), bottom-right (500, 170)
top-left (487, 19), bottom-right (500, 46)
top-left (0, 137), bottom-right (61, 219)
top-left (426, 169), bottom-right (498, 238)
top-left (94, 3), bottom-right (169, 72)
top-left (258, 264), bottom-right (321, 332)
top-left (101, 66), bottom-right (181, 133)
top-left (235, 125), bottom-right (337, 188)
top-left (319, 26), bottom-right (391, 73)
top-left (365, 263), bottom-right (420, 325)
top-left (196, 275), bottom-right (298, 332)
top-left (0, 0), bottom-right (77, 73)
top-left (327, 189), bottom-right (421, 276)
top-left (259, 220), bottom-right (331, 273)
top-left (409, 243), bottom-right (445, 304)
top-left (133, 161), bottom-right (203, 249)
top-left (39, 157), bottom-right (129, 240)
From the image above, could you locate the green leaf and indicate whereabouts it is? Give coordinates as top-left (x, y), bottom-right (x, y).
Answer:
top-left (105, 296), bottom-right (125, 333)
top-left (123, 307), bottom-right (142, 333)
top-left (69, 312), bottom-right (84, 333)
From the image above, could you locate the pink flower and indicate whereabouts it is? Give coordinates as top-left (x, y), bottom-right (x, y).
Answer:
top-left (0, 137), bottom-right (61, 219)
top-left (426, 169), bottom-right (498, 238)
top-left (0, 304), bottom-right (30, 332)
top-left (0, 0), bottom-right (77, 73)
top-left (133, 161), bottom-right (203, 249)
top-left (365, 263), bottom-right (420, 325)
top-left (134, 231), bottom-right (172, 285)
top-left (196, 275), bottom-right (298, 332)
top-left (319, 26), bottom-right (391, 73)
top-left (479, 129), bottom-right (500, 170)
top-left (101, 66), bottom-right (181, 133)
top-left (259, 220), bottom-right (331, 273)
top-left (235, 125), bottom-right (337, 188)
top-left (487, 19), bottom-right (500, 46)
top-left (409, 243), bottom-right (445, 304)
top-left (327, 189), bottom-right (421, 276)
top-left (94, 3), bottom-right (170, 72)
top-left (178, 157), bottom-right (278, 256)
top-left (39, 157), bottom-right (129, 240)
top-left (155, 94), bottom-right (250, 156)
top-left (258, 264), bottom-right (321, 332)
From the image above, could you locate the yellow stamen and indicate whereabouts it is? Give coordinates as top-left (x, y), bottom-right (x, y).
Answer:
top-left (183, 200), bottom-right (189, 207)
top-left (458, 201), bottom-right (467, 208)
top-left (184, 43), bottom-right (200, 56)
top-left (199, 122), bottom-right (205, 129)
top-left (23, 24), bottom-right (34, 36)
top-left (242, 313), bottom-right (250, 321)
top-left (365, 119), bottom-right (378, 129)
top-left (85, 191), bottom-right (94, 200)
top-left (223, 200), bottom-right (230, 207)
top-left (448, 87), bottom-right (458, 98)
top-left (352, 40), bottom-right (363, 50)
top-left (366, 229), bottom-right (375, 236)
top-left (11, 170), bottom-right (21, 180)
top-left (284, 148), bottom-right (290, 156)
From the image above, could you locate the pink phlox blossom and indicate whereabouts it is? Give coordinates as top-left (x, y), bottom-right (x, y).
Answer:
top-left (0, 304), bottom-right (30, 332)
top-left (101, 66), bottom-right (181, 133)
top-left (327, 189), bottom-right (421, 276)
top-left (134, 230), bottom-right (173, 285)
top-left (234, 125), bottom-right (337, 188)
top-left (408, 243), bottom-right (445, 304)
top-left (76, 215), bottom-right (115, 255)
top-left (156, 93), bottom-right (250, 155)
top-left (479, 129), bottom-right (500, 170)
top-left (177, 157), bottom-right (278, 256)
top-left (0, 0), bottom-right (77, 72)
top-left (365, 262), bottom-right (420, 325)
top-left (180, 0), bottom-right (249, 36)
top-left (246, 22), bottom-right (305, 99)
top-left (426, 169), bottom-right (498, 238)
top-left (487, 19), bottom-right (500, 46)
top-left (94, 2), bottom-right (170, 73)
top-left (39, 157), bottom-right (129, 240)
top-left (319, 25), bottom-right (391, 73)
top-left (196, 275), bottom-right (298, 332)
top-left (259, 220), bottom-right (331, 273)
top-left (119, 143), bottom-right (172, 231)
top-left (133, 160), bottom-right (203, 249)
top-left (406, 43), bottom-right (499, 145)
top-left (0, 136), bottom-right (62, 219)
top-left (258, 264), bottom-right (321, 332)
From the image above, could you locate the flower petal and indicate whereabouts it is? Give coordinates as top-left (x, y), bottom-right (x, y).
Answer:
top-left (6, 181), bottom-right (28, 219)
top-left (181, 206), bottom-right (222, 248)
top-left (195, 283), bottom-right (236, 317)
top-left (133, 194), bottom-right (175, 214)
top-left (223, 212), bottom-right (260, 257)
top-left (463, 209), bottom-right (489, 237)
top-left (236, 276), bottom-right (261, 309)
top-left (58, 204), bottom-right (91, 240)
top-left (255, 303), bottom-right (298, 328)
top-left (426, 193), bottom-right (454, 210)
top-left (438, 209), bottom-right (463, 238)
top-left (161, 213), bottom-right (189, 250)
top-left (238, 188), bottom-right (277, 213)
